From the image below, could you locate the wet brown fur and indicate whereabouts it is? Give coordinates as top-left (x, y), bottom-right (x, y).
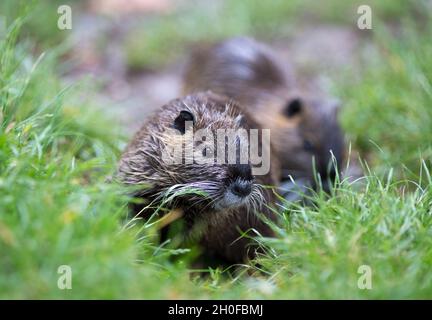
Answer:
top-left (117, 92), bottom-right (280, 264)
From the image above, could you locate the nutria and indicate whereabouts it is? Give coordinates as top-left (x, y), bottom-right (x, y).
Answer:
top-left (183, 37), bottom-right (345, 194)
top-left (117, 91), bottom-right (280, 264)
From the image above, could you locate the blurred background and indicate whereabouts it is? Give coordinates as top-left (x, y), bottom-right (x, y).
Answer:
top-left (0, 0), bottom-right (424, 129)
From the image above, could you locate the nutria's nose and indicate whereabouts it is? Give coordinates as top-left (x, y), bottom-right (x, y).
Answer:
top-left (230, 179), bottom-right (252, 198)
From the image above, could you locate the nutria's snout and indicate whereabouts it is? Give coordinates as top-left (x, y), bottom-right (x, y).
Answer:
top-left (215, 163), bottom-right (258, 209)
top-left (219, 179), bottom-right (254, 209)
top-left (230, 179), bottom-right (253, 198)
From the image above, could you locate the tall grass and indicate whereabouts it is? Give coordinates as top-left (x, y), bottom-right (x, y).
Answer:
top-left (0, 17), bottom-right (154, 299)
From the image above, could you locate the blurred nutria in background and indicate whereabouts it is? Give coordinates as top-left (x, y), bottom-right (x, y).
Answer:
top-left (182, 37), bottom-right (346, 198)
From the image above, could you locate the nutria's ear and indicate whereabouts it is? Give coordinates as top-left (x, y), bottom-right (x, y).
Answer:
top-left (174, 110), bottom-right (195, 134)
top-left (283, 98), bottom-right (303, 118)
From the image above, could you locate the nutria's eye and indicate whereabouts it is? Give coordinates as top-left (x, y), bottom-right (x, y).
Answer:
top-left (283, 98), bottom-right (302, 118)
top-left (202, 148), bottom-right (207, 157)
top-left (174, 110), bottom-right (195, 134)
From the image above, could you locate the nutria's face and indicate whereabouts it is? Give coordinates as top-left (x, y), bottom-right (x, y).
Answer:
top-left (271, 95), bottom-right (345, 191)
top-left (149, 97), bottom-right (266, 212)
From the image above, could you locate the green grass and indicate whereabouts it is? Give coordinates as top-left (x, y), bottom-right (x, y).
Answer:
top-left (1, 2), bottom-right (432, 299)
top-left (338, 9), bottom-right (432, 182)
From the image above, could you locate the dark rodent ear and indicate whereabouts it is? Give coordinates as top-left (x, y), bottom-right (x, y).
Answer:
top-left (174, 110), bottom-right (195, 134)
top-left (283, 98), bottom-right (303, 118)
